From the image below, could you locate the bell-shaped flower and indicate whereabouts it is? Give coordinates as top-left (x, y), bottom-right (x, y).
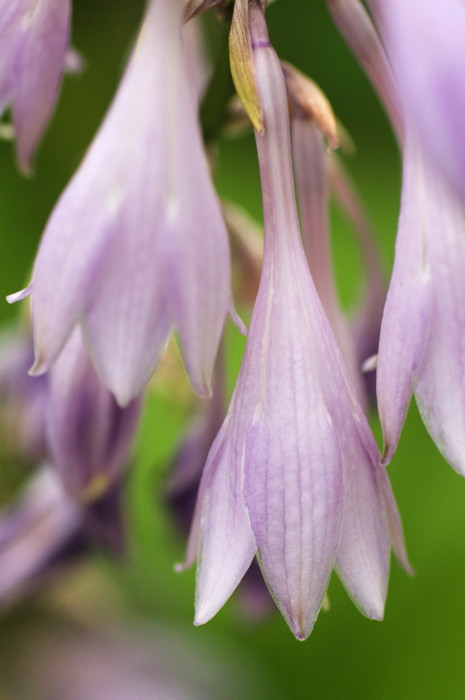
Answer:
top-left (0, 0), bottom-right (71, 172)
top-left (184, 10), bottom-right (409, 640)
top-left (0, 466), bottom-right (125, 606)
top-left (377, 135), bottom-right (465, 475)
top-left (333, 0), bottom-right (465, 475)
top-left (21, 0), bottom-right (232, 406)
top-left (46, 327), bottom-right (141, 501)
top-left (368, 0), bottom-right (465, 200)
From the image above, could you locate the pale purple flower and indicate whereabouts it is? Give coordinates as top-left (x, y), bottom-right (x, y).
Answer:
top-left (19, 0), bottom-right (232, 406)
top-left (0, 466), bottom-right (125, 605)
top-left (46, 327), bottom-right (141, 501)
top-left (184, 6), bottom-right (409, 640)
top-left (369, 0), bottom-right (465, 200)
top-left (376, 135), bottom-right (465, 474)
top-left (333, 0), bottom-right (465, 473)
top-left (0, 0), bottom-right (71, 172)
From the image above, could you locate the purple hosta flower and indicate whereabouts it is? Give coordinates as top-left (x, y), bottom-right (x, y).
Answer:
top-left (0, 0), bottom-right (71, 172)
top-left (335, 0), bottom-right (465, 474)
top-left (185, 6), bottom-right (409, 640)
top-left (46, 327), bottom-right (141, 501)
top-left (376, 135), bottom-right (465, 474)
top-left (20, 0), bottom-right (233, 407)
top-left (369, 0), bottom-right (465, 200)
top-left (0, 466), bottom-right (125, 605)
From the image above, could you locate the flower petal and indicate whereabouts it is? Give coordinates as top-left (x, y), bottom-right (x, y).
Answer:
top-left (376, 135), bottom-right (433, 463)
top-left (245, 405), bottom-right (343, 639)
top-left (413, 158), bottom-right (465, 476)
top-left (194, 423), bottom-right (256, 626)
top-left (82, 216), bottom-right (171, 407)
top-left (164, 147), bottom-right (231, 399)
top-left (336, 438), bottom-right (390, 620)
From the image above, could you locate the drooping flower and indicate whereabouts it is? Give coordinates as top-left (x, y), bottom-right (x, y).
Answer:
top-left (184, 3), bottom-right (409, 640)
top-left (17, 0), bottom-right (233, 406)
top-left (331, 0), bottom-right (465, 474)
top-left (46, 327), bottom-right (141, 501)
top-left (0, 0), bottom-right (72, 172)
top-left (0, 466), bottom-right (125, 606)
top-left (376, 135), bottom-right (465, 475)
top-left (368, 0), bottom-right (465, 200)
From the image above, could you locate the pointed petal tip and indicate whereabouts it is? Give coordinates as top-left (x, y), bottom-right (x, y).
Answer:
top-left (292, 625), bottom-right (311, 642)
top-left (338, 567), bottom-right (386, 622)
top-left (113, 390), bottom-right (135, 409)
top-left (380, 444), bottom-right (394, 467)
top-left (16, 144), bottom-right (34, 177)
top-left (368, 609), bottom-right (384, 622)
top-left (359, 594), bottom-right (385, 621)
top-left (193, 602), bottom-right (217, 627)
top-left (28, 356), bottom-right (48, 377)
top-left (18, 158), bottom-right (34, 178)
top-left (403, 560), bottom-right (416, 577)
top-left (284, 606), bottom-right (321, 641)
top-left (189, 373), bottom-right (213, 399)
top-left (104, 379), bottom-right (141, 409)
top-left (391, 528), bottom-right (415, 576)
top-left (288, 614), bottom-right (316, 642)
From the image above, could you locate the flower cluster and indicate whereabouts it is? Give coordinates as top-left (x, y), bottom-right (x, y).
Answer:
top-left (0, 0), bottom-right (464, 643)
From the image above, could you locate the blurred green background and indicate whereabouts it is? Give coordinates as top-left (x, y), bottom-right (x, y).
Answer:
top-left (1, 1), bottom-right (465, 698)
